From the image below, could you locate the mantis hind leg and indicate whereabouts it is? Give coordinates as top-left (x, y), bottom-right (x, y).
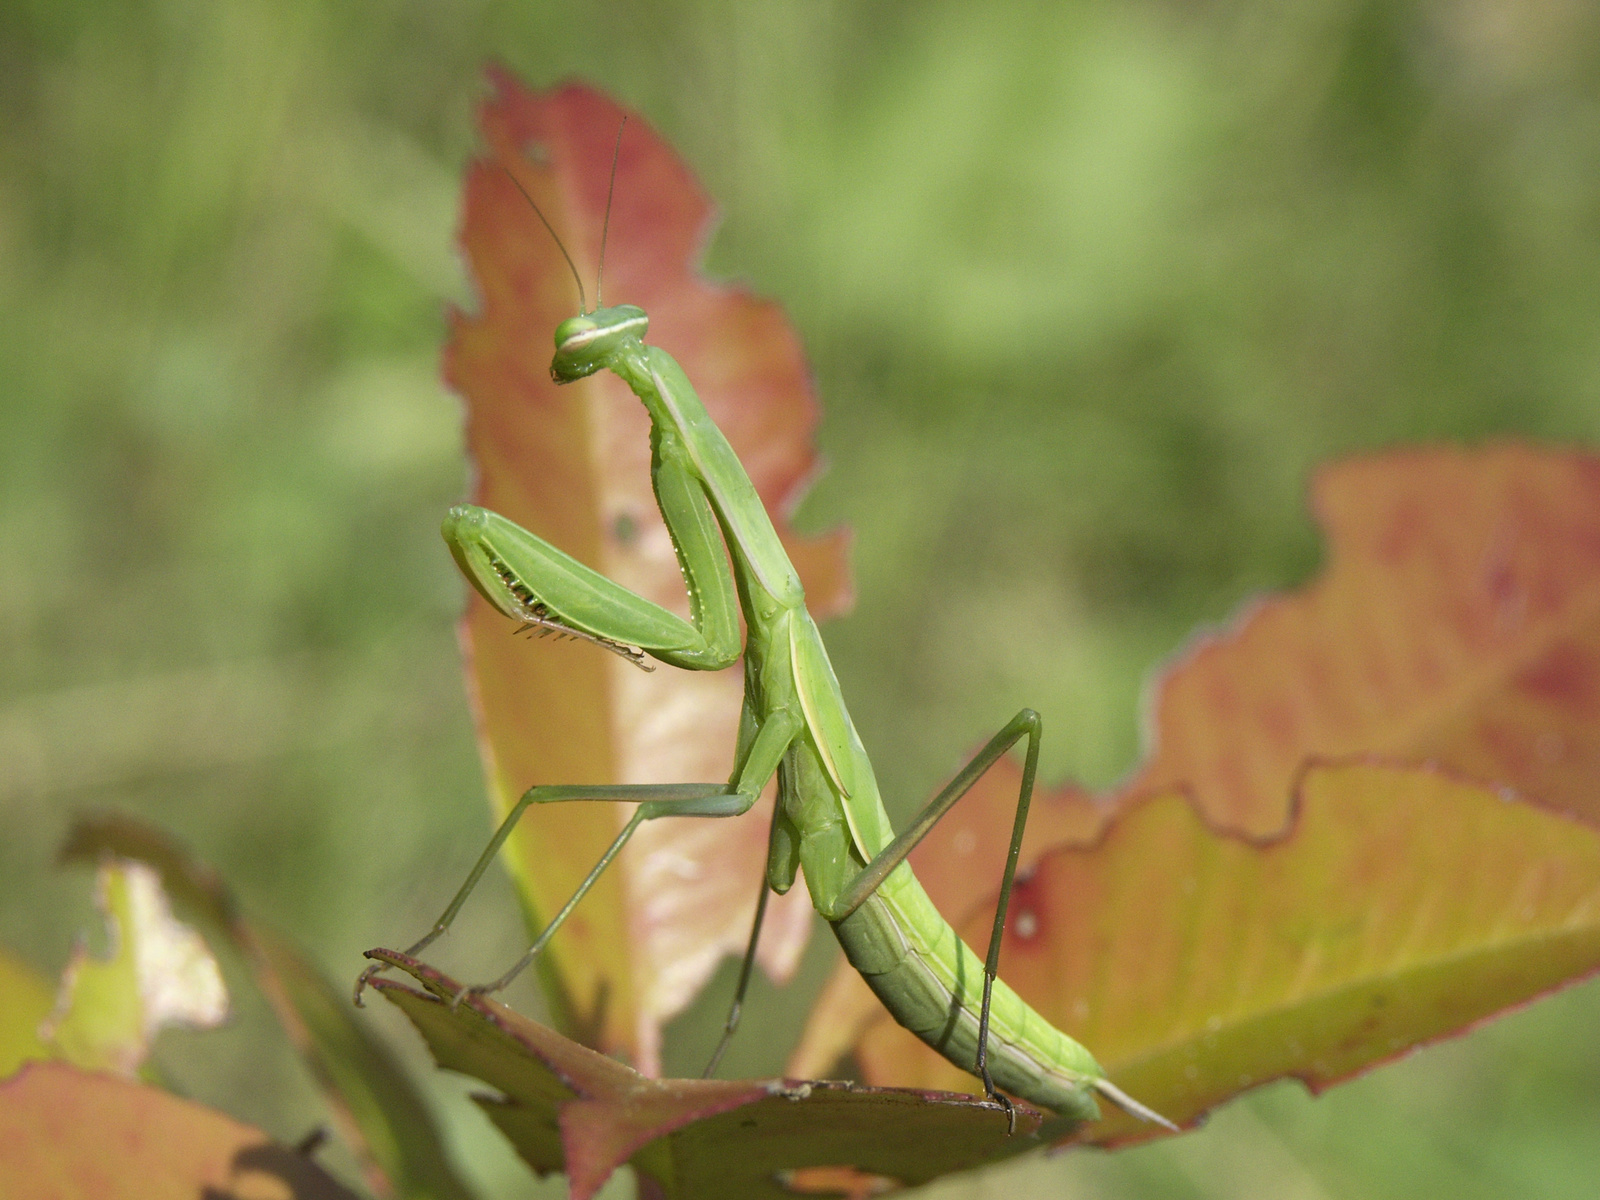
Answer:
top-left (825, 708), bottom-right (1044, 1130)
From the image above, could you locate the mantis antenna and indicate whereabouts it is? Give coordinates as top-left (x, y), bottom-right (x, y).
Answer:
top-left (594, 116), bottom-right (626, 310)
top-left (503, 167), bottom-right (589, 314)
top-left (502, 116), bottom-right (627, 316)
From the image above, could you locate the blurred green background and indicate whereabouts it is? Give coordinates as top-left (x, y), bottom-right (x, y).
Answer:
top-left (4, 1), bottom-right (1599, 1196)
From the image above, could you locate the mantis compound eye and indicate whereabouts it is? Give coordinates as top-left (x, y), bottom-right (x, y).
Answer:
top-left (551, 305), bottom-right (648, 383)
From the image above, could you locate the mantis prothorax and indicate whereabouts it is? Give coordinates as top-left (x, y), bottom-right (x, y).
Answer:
top-left (356, 144), bottom-right (1174, 1133)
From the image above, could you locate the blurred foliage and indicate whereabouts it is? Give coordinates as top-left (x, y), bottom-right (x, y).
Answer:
top-left (2, 1), bottom-right (1597, 1197)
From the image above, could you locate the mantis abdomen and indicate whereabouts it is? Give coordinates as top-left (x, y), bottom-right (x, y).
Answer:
top-left (834, 865), bottom-right (1106, 1123)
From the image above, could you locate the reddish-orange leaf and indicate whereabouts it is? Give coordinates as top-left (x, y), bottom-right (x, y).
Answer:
top-left (0, 1062), bottom-right (358, 1199)
top-left (797, 443), bottom-right (1600, 1080)
top-left (443, 73), bottom-right (850, 1071)
top-left (841, 763), bottom-right (1600, 1141)
top-left (1135, 444), bottom-right (1600, 835)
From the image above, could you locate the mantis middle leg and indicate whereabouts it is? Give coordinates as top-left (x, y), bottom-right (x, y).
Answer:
top-left (356, 709), bottom-right (801, 1006)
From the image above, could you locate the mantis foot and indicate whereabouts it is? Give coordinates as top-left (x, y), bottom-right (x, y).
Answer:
top-left (977, 1059), bottom-right (1017, 1135)
top-left (988, 1091), bottom-right (1016, 1136)
top-left (448, 982), bottom-right (497, 1013)
top-left (352, 957), bottom-right (389, 1007)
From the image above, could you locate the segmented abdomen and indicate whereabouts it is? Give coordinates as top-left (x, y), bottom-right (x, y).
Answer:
top-left (830, 862), bottom-right (1105, 1124)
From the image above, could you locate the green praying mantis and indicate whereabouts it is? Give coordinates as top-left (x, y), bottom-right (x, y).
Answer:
top-left (356, 142), bottom-right (1174, 1134)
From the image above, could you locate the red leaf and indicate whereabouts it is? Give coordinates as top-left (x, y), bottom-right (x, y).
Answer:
top-left (442, 74), bottom-right (850, 1071)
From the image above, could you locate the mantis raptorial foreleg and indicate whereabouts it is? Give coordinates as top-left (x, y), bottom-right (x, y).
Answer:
top-left (441, 456), bottom-right (741, 671)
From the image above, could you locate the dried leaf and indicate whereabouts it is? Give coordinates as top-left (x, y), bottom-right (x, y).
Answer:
top-left (1135, 444), bottom-right (1600, 835)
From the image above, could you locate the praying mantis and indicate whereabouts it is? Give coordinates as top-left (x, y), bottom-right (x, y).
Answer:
top-left (356, 142), bottom-right (1173, 1134)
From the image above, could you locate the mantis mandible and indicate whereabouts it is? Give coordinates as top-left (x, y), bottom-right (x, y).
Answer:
top-left (356, 142), bottom-right (1173, 1133)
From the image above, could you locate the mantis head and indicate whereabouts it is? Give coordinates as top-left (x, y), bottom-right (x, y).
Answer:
top-left (550, 304), bottom-right (649, 383)
top-left (505, 119), bottom-right (637, 388)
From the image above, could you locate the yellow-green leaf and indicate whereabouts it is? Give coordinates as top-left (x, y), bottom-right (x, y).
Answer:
top-left (0, 947), bottom-right (55, 1078)
top-left (62, 815), bottom-right (474, 1200)
top-left (844, 764), bottom-right (1600, 1143)
top-left (39, 859), bottom-right (226, 1077)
